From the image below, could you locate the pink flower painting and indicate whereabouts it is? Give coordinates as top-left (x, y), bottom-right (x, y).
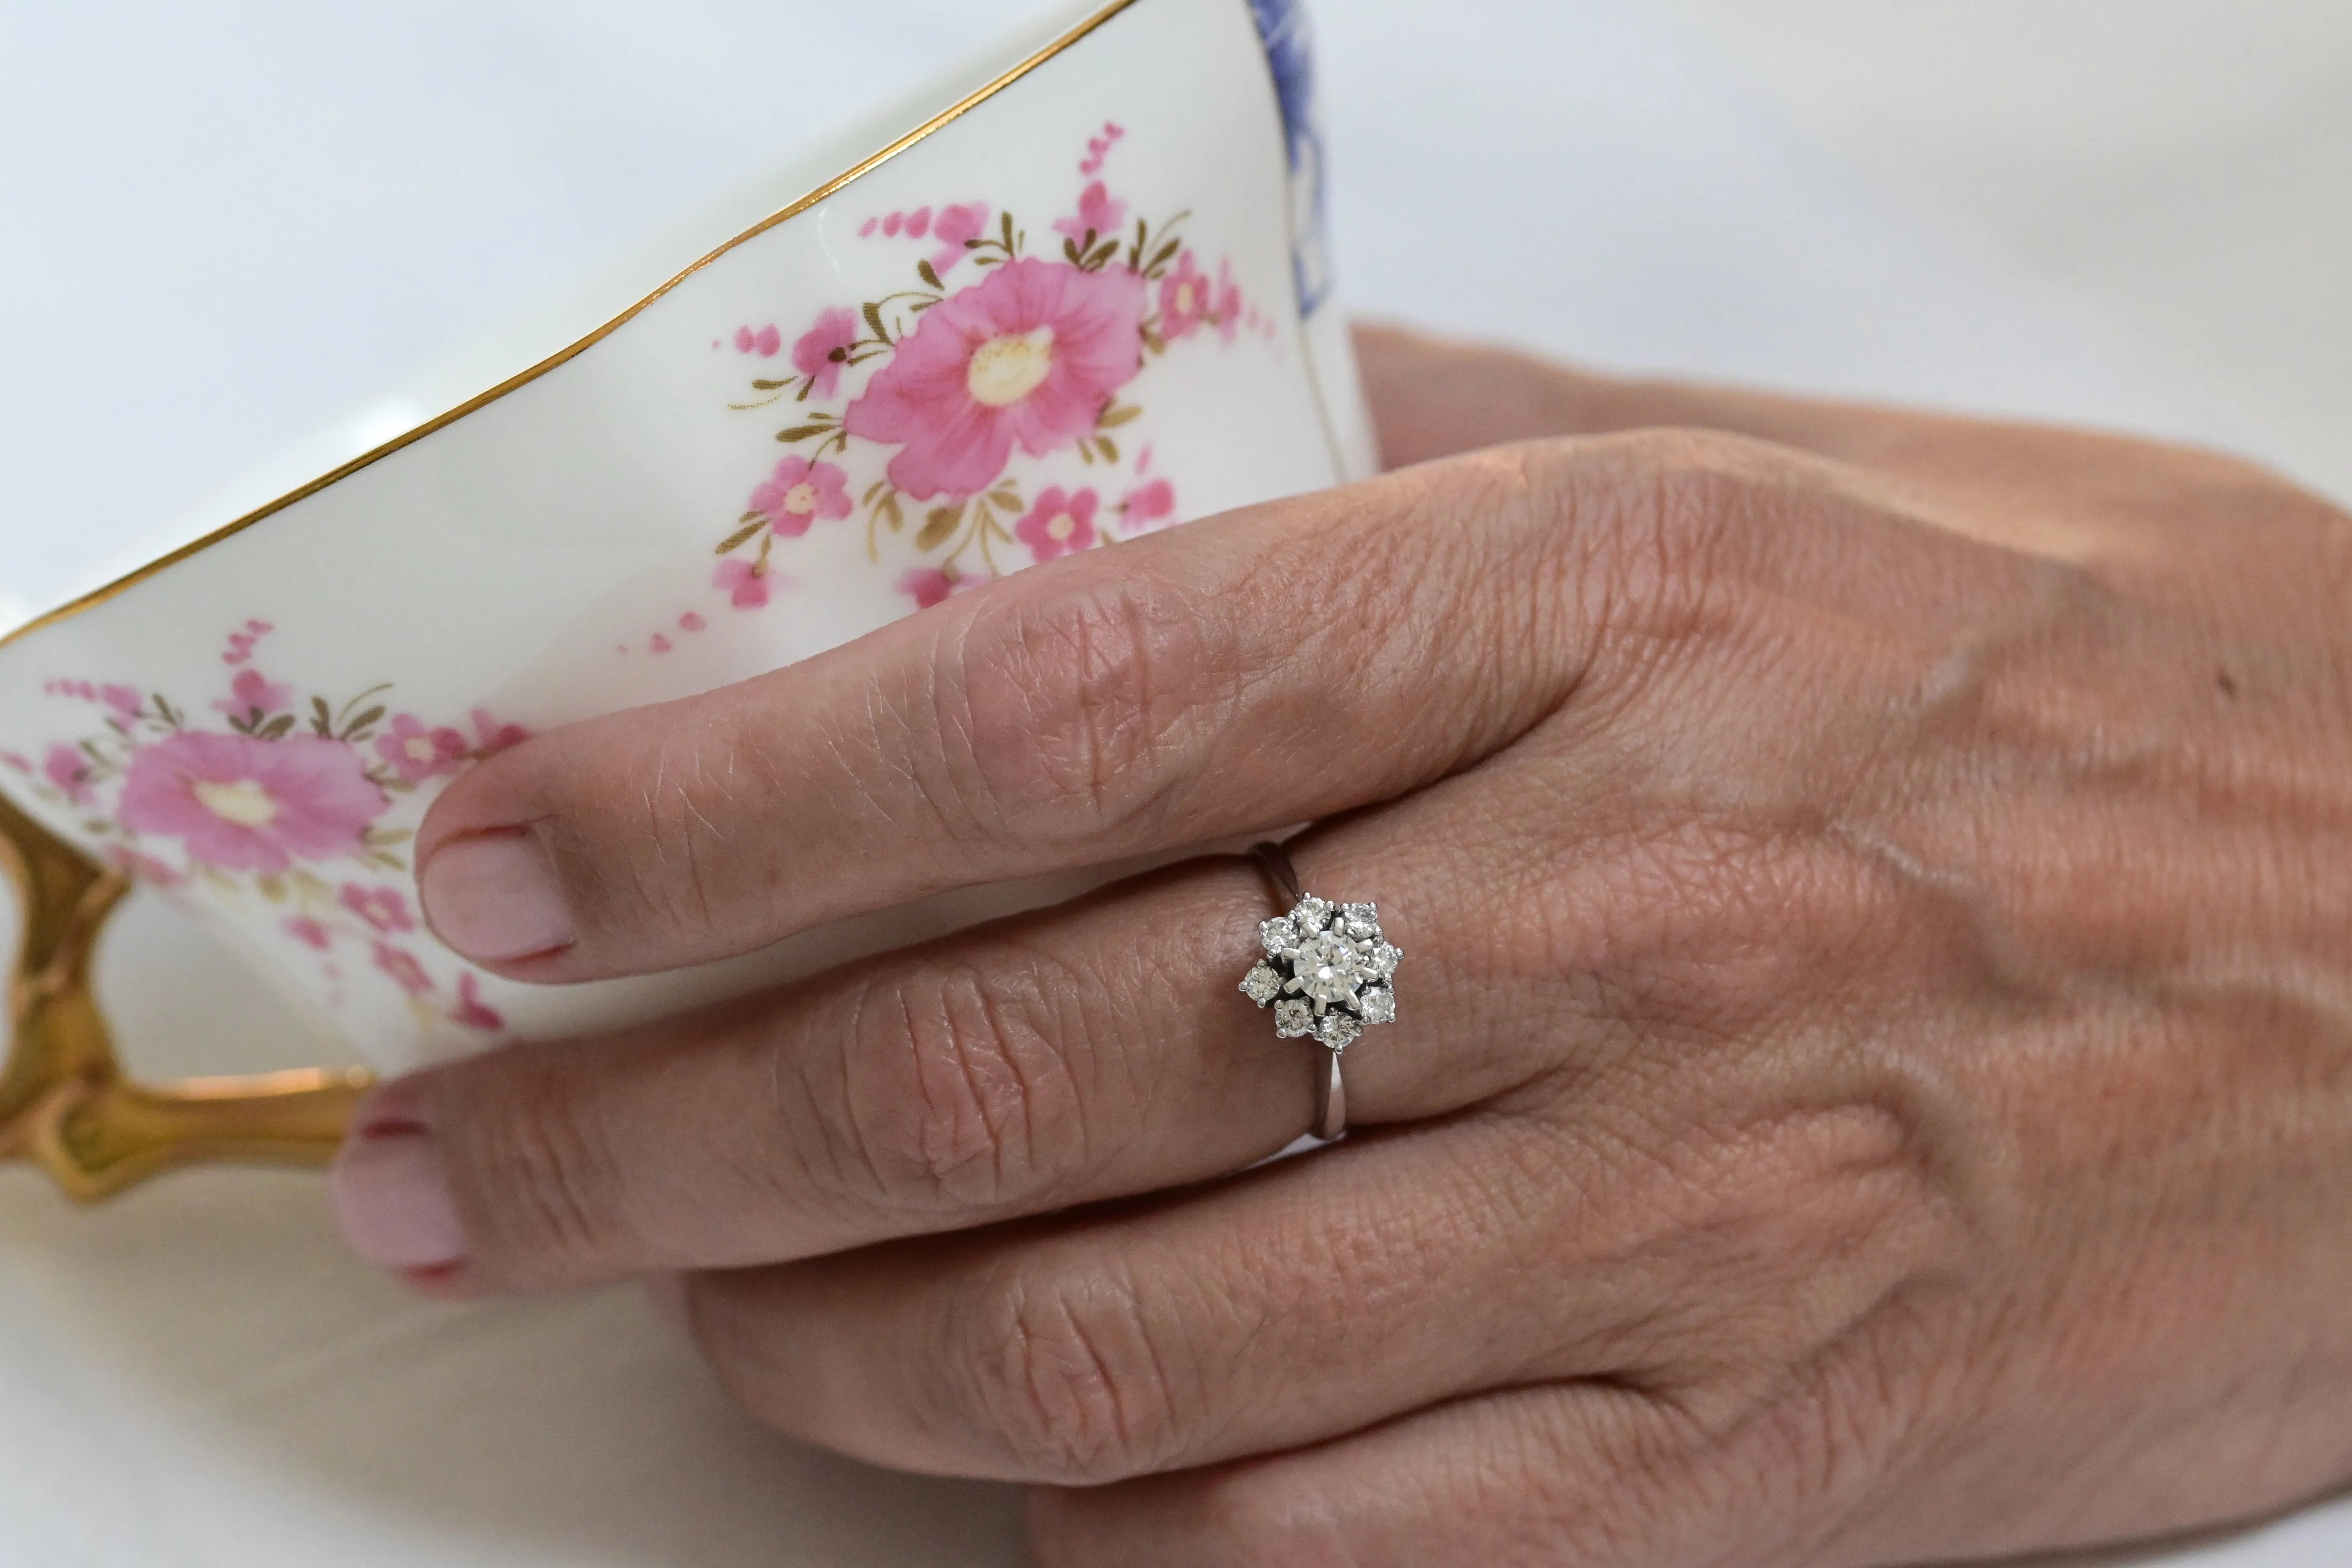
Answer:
top-left (1122, 478), bottom-right (1178, 531)
top-left (748, 455), bottom-right (853, 537)
top-left (792, 308), bottom-right (860, 399)
top-left (1055, 180), bottom-right (1128, 245)
top-left (1158, 252), bottom-right (1211, 342)
top-left (283, 916), bottom-right (332, 951)
top-left (899, 568), bottom-right (960, 610)
top-left (117, 731), bottom-right (384, 874)
top-left (340, 882), bottom-right (414, 934)
top-left (845, 259), bottom-right (1146, 501)
top-left (212, 667), bottom-right (293, 719)
top-left (930, 202), bottom-right (990, 275)
top-left (704, 130), bottom-right (1255, 626)
top-left (1015, 487), bottom-right (1100, 563)
top-left (42, 743), bottom-right (95, 807)
top-left (376, 714), bottom-right (468, 783)
top-left (33, 640), bottom-right (520, 1040)
top-left (452, 972), bottom-right (506, 1032)
top-left (715, 558), bottom-right (773, 610)
top-left (373, 942), bottom-right (432, 997)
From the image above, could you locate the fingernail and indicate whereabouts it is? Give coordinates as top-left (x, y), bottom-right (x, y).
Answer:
top-left (330, 1116), bottom-right (466, 1271)
top-left (419, 828), bottom-right (574, 964)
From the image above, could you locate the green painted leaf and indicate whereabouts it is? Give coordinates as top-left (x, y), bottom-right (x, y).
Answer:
top-left (716, 519), bottom-right (768, 555)
top-left (916, 504), bottom-right (964, 552)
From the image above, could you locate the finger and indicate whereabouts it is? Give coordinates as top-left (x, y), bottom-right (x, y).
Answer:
top-left (1354, 319), bottom-right (1951, 471)
top-left (676, 1121), bottom-right (1633, 1486)
top-left (414, 452), bottom-right (1582, 982)
top-left (1353, 319), bottom-right (2249, 519)
top-left (330, 844), bottom-right (1534, 1292)
top-left (1026, 1383), bottom-right (1746, 1568)
top-left (674, 1059), bottom-right (1906, 1493)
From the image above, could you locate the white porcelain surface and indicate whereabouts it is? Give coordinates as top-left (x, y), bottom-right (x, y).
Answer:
top-left (0, 0), bottom-right (1375, 1075)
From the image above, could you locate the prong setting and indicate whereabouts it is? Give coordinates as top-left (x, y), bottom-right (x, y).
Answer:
top-left (1239, 889), bottom-right (1402, 1052)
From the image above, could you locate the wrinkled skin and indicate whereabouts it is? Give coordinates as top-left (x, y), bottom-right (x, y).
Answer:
top-left (331, 324), bottom-right (2352, 1566)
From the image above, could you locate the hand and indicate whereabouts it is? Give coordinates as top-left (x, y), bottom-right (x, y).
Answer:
top-left (329, 324), bottom-right (2352, 1566)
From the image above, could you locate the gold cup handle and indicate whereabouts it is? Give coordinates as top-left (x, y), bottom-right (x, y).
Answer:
top-left (0, 790), bottom-right (373, 1201)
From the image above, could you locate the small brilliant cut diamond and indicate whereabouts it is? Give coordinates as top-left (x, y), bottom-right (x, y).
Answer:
top-left (1317, 1012), bottom-right (1362, 1050)
top-left (1260, 916), bottom-right (1298, 955)
top-left (1240, 964), bottom-right (1284, 1005)
top-left (1366, 942), bottom-right (1402, 981)
top-left (1275, 999), bottom-right (1315, 1038)
top-left (1340, 902), bottom-right (1381, 941)
top-left (1359, 985), bottom-right (1396, 1026)
top-left (1291, 895), bottom-right (1333, 932)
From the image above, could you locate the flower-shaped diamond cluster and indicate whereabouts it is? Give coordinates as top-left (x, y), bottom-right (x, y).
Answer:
top-left (1239, 895), bottom-right (1400, 1051)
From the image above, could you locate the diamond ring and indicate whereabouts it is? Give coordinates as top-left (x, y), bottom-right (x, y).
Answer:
top-left (1238, 841), bottom-right (1401, 1141)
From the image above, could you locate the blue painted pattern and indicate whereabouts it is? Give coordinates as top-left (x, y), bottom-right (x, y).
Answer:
top-left (1248, 0), bottom-right (1333, 315)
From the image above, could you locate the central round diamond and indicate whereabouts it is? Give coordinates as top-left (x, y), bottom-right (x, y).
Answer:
top-left (1294, 930), bottom-right (1362, 1006)
top-left (966, 327), bottom-right (1056, 407)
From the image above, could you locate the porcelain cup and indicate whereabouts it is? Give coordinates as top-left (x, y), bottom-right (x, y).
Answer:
top-left (0, 0), bottom-right (1375, 1198)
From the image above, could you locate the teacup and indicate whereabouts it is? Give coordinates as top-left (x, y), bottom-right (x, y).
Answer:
top-left (0, 0), bottom-right (1375, 1199)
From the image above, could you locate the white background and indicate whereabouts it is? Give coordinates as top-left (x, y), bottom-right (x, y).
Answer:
top-left (0, 0), bottom-right (2344, 1562)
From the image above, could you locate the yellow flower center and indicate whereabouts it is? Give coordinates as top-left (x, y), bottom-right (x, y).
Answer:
top-left (1047, 512), bottom-right (1079, 542)
top-left (1175, 282), bottom-right (1197, 315)
top-left (404, 735), bottom-right (439, 764)
top-left (784, 481), bottom-right (818, 514)
top-left (193, 778), bottom-right (279, 829)
top-left (966, 327), bottom-right (1056, 408)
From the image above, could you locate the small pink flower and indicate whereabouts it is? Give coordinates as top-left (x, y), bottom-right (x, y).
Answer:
top-left (471, 710), bottom-right (530, 755)
top-left (898, 568), bottom-right (960, 610)
top-left (845, 259), bottom-right (1146, 501)
top-left (212, 667), bottom-right (292, 719)
top-left (375, 714), bottom-right (468, 784)
top-left (748, 455), bottom-right (854, 538)
top-left (117, 730), bottom-right (384, 874)
top-left (792, 308), bottom-right (860, 399)
top-left (101, 684), bottom-right (143, 718)
top-left (373, 942), bottom-right (432, 997)
top-left (1015, 487), bottom-right (1100, 563)
top-left (1122, 478), bottom-right (1178, 531)
top-left (679, 612), bottom-right (707, 632)
top-left (931, 202), bottom-right (990, 275)
top-left (283, 916), bottom-right (332, 951)
top-left (905, 206), bottom-right (933, 240)
top-left (452, 972), bottom-right (505, 1032)
top-left (1215, 260), bottom-right (1244, 343)
top-left (1158, 252), bottom-right (1211, 342)
top-left (339, 882), bottom-right (414, 934)
top-left (1, 751), bottom-right (29, 773)
top-left (715, 558), bottom-right (773, 610)
top-left (42, 743), bottom-right (95, 807)
top-left (735, 324), bottom-right (782, 357)
top-left (1079, 122), bottom-right (1126, 177)
top-left (1054, 180), bottom-right (1128, 245)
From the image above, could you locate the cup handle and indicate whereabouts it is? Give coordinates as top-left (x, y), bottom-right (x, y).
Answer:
top-left (0, 789), bottom-right (373, 1202)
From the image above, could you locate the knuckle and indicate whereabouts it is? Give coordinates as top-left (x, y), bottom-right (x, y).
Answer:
top-left (825, 950), bottom-right (1088, 1214)
top-left (938, 579), bottom-right (1222, 847)
top-left (958, 1261), bottom-right (1186, 1483)
top-left (1524, 428), bottom-right (1790, 662)
top-left (449, 1054), bottom-right (624, 1271)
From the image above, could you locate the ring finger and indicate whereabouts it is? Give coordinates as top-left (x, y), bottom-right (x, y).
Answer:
top-left (329, 826), bottom-right (1536, 1291)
